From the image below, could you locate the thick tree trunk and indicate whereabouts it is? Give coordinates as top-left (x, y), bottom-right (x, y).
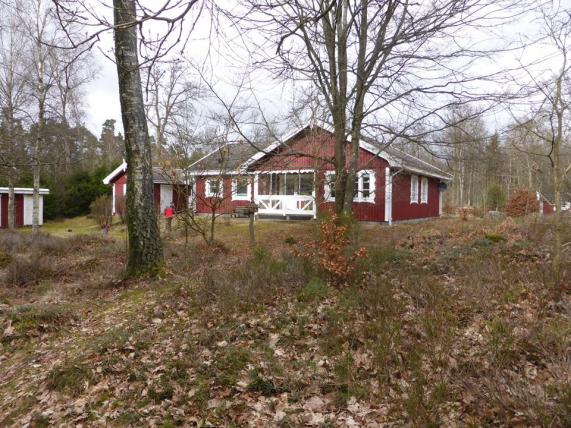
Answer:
top-left (114, 0), bottom-right (164, 276)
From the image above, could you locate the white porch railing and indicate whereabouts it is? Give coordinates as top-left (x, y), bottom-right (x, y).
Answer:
top-left (256, 195), bottom-right (316, 217)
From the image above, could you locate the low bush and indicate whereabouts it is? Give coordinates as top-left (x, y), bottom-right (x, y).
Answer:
top-left (297, 277), bottom-right (329, 302)
top-left (296, 214), bottom-right (366, 285)
top-left (5, 256), bottom-right (55, 287)
top-left (90, 195), bottom-right (112, 229)
top-left (506, 189), bottom-right (538, 217)
top-left (194, 248), bottom-right (307, 313)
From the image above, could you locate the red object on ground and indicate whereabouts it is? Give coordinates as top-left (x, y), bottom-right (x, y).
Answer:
top-left (164, 207), bottom-right (174, 218)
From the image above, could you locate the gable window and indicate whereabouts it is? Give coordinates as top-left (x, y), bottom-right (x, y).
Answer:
top-left (205, 178), bottom-right (223, 197)
top-left (410, 175), bottom-right (419, 203)
top-left (232, 177), bottom-right (250, 200)
top-left (420, 177), bottom-right (428, 203)
top-left (324, 170), bottom-right (375, 203)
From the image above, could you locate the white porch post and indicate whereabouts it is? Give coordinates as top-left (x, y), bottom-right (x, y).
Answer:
top-left (439, 187), bottom-right (443, 216)
top-left (384, 167), bottom-right (392, 225)
top-left (313, 171), bottom-right (317, 219)
top-left (112, 183), bottom-right (116, 215)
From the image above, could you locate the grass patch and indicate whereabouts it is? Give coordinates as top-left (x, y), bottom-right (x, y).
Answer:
top-left (297, 277), bottom-right (329, 302)
top-left (47, 362), bottom-right (95, 396)
top-left (1, 303), bottom-right (74, 338)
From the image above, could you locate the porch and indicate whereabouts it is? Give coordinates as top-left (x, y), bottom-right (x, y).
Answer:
top-left (254, 171), bottom-right (317, 218)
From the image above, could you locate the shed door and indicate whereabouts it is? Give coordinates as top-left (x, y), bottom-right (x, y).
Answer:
top-left (160, 185), bottom-right (173, 213)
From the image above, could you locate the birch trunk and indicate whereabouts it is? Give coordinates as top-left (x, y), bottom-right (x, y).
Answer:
top-left (552, 74), bottom-right (563, 285)
top-left (114, 0), bottom-right (164, 276)
top-left (32, 79), bottom-right (44, 234)
top-left (7, 176), bottom-right (14, 230)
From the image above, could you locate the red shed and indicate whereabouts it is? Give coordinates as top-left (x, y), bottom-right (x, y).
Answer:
top-left (103, 162), bottom-right (188, 216)
top-left (0, 187), bottom-right (50, 228)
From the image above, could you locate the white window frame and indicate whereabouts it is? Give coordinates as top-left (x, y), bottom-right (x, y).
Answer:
top-left (324, 170), bottom-right (376, 203)
top-left (324, 171), bottom-right (336, 202)
top-left (232, 176), bottom-right (251, 201)
top-left (410, 174), bottom-right (419, 204)
top-left (205, 178), bottom-right (223, 198)
top-left (420, 177), bottom-right (428, 204)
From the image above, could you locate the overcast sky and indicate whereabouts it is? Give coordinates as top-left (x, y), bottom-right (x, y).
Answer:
top-left (80, 0), bottom-right (564, 140)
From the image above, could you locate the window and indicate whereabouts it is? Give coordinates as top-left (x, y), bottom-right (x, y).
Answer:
top-left (420, 177), bottom-right (428, 203)
top-left (355, 170), bottom-right (375, 203)
top-left (205, 178), bottom-right (223, 197)
top-left (232, 177), bottom-right (249, 200)
top-left (324, 171), bottom-right (336, 202)
top-left (325, 170), bottom-right (375, 203)
top-left (410, 175), bottom-right (419, 203)
top-left (299, 174), bottom-right (314, 195)
top-left (259, 173), bottom-right (315, 196)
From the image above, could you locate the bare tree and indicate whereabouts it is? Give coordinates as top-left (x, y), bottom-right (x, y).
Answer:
top-left (51, 0), bottom-right (203, 275)
top-left (231, 0), bottom-right (521, 216)
top-left (516, 3), bottom-right (571, 284)
top-left (0, 14), bottom-right (31, 229)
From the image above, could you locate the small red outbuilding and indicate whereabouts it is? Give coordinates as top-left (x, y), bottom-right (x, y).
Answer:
top-left (0, 188), bottom-right (50, 228)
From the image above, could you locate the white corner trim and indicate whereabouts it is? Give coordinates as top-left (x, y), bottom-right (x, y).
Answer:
top-left (385, 167), bottom-right (392, 224)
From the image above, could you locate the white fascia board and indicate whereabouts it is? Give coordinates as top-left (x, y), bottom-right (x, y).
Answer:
top-left (249, 169), bottom-right (315, 174)
top-left (102, 161), bottom-right (127, 184)
top-left (0, 187), bottom-right (50, 195)
top-left (187, 170), bottom-right (241, 176)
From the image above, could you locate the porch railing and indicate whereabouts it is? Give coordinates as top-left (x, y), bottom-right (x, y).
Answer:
top-left (256, 195), bottom-right (315, 217)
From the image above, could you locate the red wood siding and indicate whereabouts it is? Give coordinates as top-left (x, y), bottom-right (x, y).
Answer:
top-left (543, 201), bottom-right (555, 214)
top-left (194, 176), bottom-right (248, 214)
top-left (14, 195), bottom-right (24, 227)
top-left (0, 194), bottom-right (7, 228)
top-left (253, 131), bottom-right (388, 221)
top-left (113, 173), bottom-right (127, 215)
top-left (392, 174), bottom-right (440, 221)
top-left (0, 193), bottom-right (31, 228)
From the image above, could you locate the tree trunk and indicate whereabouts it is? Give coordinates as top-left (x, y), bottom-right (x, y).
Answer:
top-left (552, 75), bottom-right (563, 285)
top-left (114, 0), bottom-right (164, 276)
top-left (32, 89), bottom-right (44, 234)
top-left (7, 176), bottom-right (15, 230)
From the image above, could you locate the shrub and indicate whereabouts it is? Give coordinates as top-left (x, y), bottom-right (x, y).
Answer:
top-left (505, 189), bottom-right (538, 217)
top-left (487, 184), bottom-right (505, 211)
top-left (90, 195), bottom-right (112, 229)
top-left (298, 277), bottom-right (329, 302)
top-left (296, 214), bottom-right (366, 285)
top-left (0, 250), bottom-right (11, 269)
top-left (5, 256), bottom-right (54, 287)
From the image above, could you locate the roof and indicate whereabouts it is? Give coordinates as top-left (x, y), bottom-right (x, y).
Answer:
top-left (0, 187), bottom-right (50, 195)
top-left (237, 121), bottom-right (451, 180)
top-left (188, 142), bottom-right (265, 174)
top-left (102, 160), bottom-right (185, 185)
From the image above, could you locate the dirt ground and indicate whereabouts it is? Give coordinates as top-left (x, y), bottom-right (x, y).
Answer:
top-left (0, 215), bottom-right (569, 427)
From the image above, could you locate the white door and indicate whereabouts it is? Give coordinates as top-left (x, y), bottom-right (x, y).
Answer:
top-left (160, 185), bottom-right (173, 213)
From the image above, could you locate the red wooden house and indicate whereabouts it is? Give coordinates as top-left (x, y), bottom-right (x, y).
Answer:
top-left (0, 187), bottom-right (50, 228)
top-left (188, 123), bottom-right (452, 223)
